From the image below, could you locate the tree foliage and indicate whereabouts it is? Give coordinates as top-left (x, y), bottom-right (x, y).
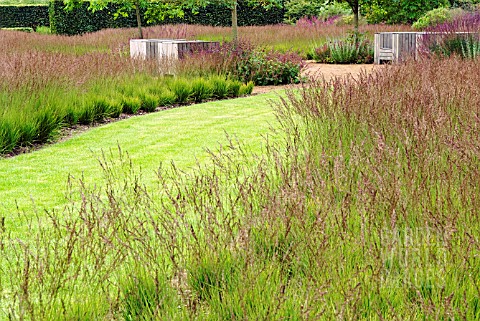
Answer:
top-left (362, 0), bottom-right (451, 24)
top-left (63, 0), bottom-right (195, 38)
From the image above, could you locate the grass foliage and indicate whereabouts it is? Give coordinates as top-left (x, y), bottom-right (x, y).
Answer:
top-left (420, 11), bottom-right (480, 59)
top-left (0, 25), bottom-right (317, 155)
top-left (1, 57), bottom-right (480, 319)
top-left (2, 21), bottom-right (478, 320)
top-left (0, 29), bottom-right (258, 156)
top-left (0, 73), bottom-right (249, 155)
top-left (309, 32), bottom-right (374, 64)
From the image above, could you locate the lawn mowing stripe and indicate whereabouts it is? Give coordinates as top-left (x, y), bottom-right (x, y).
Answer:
top-left (0, 93), bottom-right (281, 231)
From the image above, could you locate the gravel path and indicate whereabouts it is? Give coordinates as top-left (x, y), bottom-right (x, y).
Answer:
top-left (252, 62), bottom-right (380, 94)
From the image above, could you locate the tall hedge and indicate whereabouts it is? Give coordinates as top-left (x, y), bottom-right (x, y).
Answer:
top-left (0, 5), bottom-right (49, 28)
top-left (49, 1), bottom-right (140, 35)
top-left (180, 3), bottom-right (285, 27)
top-left (49, 0), bottom-right (284, 35)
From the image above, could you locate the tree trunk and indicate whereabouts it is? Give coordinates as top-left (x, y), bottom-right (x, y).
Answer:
top-left (347, 0), bottom-right (359, 43)
top-left (232, 0), bottom-right (238, 48)
top-left (135, 0), bottom-right (143, 39)
top-left (352, 2), bottom-right (359, 33)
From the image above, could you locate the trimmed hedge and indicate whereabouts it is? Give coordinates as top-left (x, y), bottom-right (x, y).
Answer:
top-left (49, 1), bottom-right (140, 35)
top-left (0, 5), bottom-right (49, 29)
top-left (180, 3), bottom-right (285, 27)
top-left (49, 0), bottom-right (284, 35)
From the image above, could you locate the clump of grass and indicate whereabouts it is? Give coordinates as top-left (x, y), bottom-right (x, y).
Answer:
top-left (119, 266), bottom-right (181, 320)
top-left (157, 88), bottom-right (177, 106)
top-left (0, 120), bottom-right (20, 154)
top-left (226, 79), bottom-right (242, 97)
top-left (139, 91), bottom-right (160, 112)
top-left (191, 78), bottom-right (214, 103)
top-left (310, 31), bottom-right (374, 63)
top-left (187, 249), bottom-right (241, 302)
top-left (168, 78), bottom-right (192, 104)
top-left (106, 97), bottom-right (124, 118)
top-left (239, 81), bottom-right (255, 96)
top-left (121, 96), bottom-right (142, 114)
top-left (210, 75), bottom-right (229, 99)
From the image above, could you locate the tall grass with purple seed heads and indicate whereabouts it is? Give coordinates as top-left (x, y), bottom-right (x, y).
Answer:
top-left (0, 29), bottom-right (258, 156)
top-left (1, 55), bottom-right (479, 319)
top-left (420, 11), bottom-right (480, 58)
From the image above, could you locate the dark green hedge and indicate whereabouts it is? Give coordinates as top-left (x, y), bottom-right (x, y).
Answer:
top-left (178, 3), bottom-right (284, 27)
top-left (0, 5), bottom-right (49, 29)
top-left (49, 0), bottom-right (284, 35)
top-left (49, 1), bottom-right (141, 35)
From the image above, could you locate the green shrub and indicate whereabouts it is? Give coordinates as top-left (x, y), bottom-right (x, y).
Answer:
top-left (283, 0), bottom-right (322, 23)
top-left (412, 7), bottom-right (463, 30)
top-left (334, 14), bottom-right (367, 26)
top-left (362, 0), bottom-right (451, 24)
top-left (283, 0), bottom-right (350, 24)
top-left (35, 25), bottom-right (51, 34)
top-left (236, 49), bottom-right (304, 86)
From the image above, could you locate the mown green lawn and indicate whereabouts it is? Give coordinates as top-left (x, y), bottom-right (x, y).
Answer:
top-left (0, 92), bottom-right (280, 230)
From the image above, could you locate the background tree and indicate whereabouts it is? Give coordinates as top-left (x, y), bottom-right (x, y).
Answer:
top-left (361, 0), bottom-right (450, 24)
top-left (207, 0), bottom-right (282, 46)
top-left (343, 0), bottom-right (360, 31)
top-left (64, 0), bottom-right (195, 39)
top-left (64, 0), bottom-right (280, 44)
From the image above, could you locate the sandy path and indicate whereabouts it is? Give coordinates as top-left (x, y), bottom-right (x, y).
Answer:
top-left (252, 62), bottom-right (379, 94)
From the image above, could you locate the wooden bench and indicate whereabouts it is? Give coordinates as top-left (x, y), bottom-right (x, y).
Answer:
top-left (374, 31), bottom-right (478, 64)
top-left (130, 39), bottom-right (220, 60)
top-left (374, 32), bottom-right (418, 64)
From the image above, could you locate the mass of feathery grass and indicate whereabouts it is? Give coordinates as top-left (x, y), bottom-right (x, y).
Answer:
top-left (0, 23), bottom-right (408, 158)
top-left (2, 23), bottom-right (412, 55)
top-left (0, 29), bottom-right (265, 156)
top-left (1, 56), bottom-right (479, 320)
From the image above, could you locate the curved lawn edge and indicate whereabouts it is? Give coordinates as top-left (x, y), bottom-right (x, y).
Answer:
top-left (0, 92), bottom-right (280, 230)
